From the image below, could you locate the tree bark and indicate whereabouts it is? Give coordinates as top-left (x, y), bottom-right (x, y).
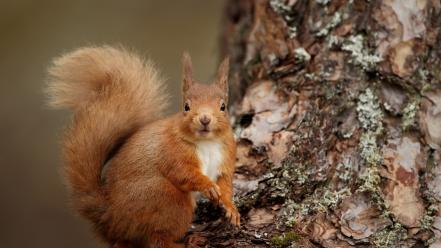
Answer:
top-left (188, 0), bottom-right (441, 247)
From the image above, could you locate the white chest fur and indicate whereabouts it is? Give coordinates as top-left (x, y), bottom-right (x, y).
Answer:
top-left (196, 140), bottom-right (223, 181)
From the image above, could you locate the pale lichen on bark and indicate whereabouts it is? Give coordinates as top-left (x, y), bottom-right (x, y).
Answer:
top-left (188, 0), bottom-right (441, 247)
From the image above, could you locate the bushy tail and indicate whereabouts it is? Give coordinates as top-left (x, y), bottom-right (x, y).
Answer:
top-left (47, 46), bottom-right (168, 222)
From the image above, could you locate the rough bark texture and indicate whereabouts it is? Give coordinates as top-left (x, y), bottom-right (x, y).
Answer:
top-left (188, 0), bottom-right (441, 247)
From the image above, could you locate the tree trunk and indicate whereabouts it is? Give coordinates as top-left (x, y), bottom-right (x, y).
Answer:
top-left (188, 0), bottom-right (441, 247)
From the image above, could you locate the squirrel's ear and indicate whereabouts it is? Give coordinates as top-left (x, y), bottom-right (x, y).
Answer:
top-left (217, 57), bottom-right (229, 100)
top-left (182, 52), bottom-right (193, 93)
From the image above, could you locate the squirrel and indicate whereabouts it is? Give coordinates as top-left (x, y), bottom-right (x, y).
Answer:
top-left (46, 46), bottom-right (240, 248)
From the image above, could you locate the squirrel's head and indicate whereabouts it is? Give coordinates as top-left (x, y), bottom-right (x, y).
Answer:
top-left (179, 53), bottom-right (231, 141)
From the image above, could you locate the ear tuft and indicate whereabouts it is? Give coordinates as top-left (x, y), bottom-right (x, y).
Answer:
top-left (182, 52), bottom-right (193, 93)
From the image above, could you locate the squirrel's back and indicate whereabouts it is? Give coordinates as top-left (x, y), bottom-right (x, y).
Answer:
top-left (46, 46), bottom-right (168, 223)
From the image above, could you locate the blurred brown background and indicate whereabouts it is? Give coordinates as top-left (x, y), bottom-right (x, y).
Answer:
top-left (0, 1), bottom-right (223, 247)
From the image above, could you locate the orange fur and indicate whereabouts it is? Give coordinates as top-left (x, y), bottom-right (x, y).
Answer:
top-left (47, 46), bottom-right (239, 248)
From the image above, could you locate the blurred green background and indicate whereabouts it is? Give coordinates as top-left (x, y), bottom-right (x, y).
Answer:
top-left (0, 0), bottom-right (223, 247)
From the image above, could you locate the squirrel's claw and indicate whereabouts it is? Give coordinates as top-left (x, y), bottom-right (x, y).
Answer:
top-left (225, 206), bottom-right (240, 227)
top-left (203, 184), bottom-right (221, 204)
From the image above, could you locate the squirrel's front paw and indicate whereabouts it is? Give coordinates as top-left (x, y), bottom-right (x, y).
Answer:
top-left (201, 184), bottom-right (221, 204)
top-left (225, 205), bottom-right (240, 227)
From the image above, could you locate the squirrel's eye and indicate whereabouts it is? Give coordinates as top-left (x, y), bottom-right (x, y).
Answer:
top-left (184, 103), bottom-right (190, 112)
top-left (220, 103), bottom-right (226, 112)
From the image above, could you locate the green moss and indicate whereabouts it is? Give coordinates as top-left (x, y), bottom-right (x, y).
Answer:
top-left (372, 223), bottom-right (407, 248)
top-left (271, 232), bottom-right (301, 248)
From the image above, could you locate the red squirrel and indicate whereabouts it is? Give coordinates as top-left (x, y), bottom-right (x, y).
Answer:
top-left (47, 46), bottom-right (240, 248)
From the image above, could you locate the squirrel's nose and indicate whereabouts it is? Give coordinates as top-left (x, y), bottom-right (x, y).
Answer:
top-left (199, 115), bottom-right (211, 126)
